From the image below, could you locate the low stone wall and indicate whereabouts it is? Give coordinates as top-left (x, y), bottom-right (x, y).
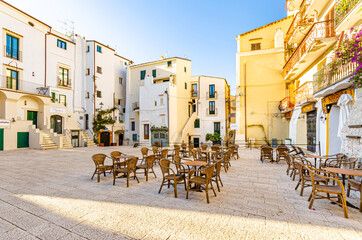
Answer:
top-left (341, 89), bottom-right (362, 160)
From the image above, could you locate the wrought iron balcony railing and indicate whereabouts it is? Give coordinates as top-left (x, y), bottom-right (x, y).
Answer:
top-left (282, 20), bottom-right (335, 78)
top-left (335, 0), bottom-right (361, 27)
top-left (206, 108), bottom-right (218, 116)
top-left (279, 96), bottom-right (295, 112)
top-left (294, 81), bottom-right (313, 104)
top-left (206, 91), bottom-right (217, 99)
top-left (313, 60), bottom-right (358, 93)
top-left (3, 46), bottom-right (22, 61)
top-left (0, 75), bottom-right (49, 96)
top-left (132, 102), bottom-right (139, 111)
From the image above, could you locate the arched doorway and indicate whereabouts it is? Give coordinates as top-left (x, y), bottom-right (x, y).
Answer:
top-left (51, 115), bottom-right (63, 134)
top-left (100, 131), bottom-right (111, 146)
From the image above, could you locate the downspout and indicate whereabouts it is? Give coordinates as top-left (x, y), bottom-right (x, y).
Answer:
top-left (244, 61), bottom-right (247, 144)
top-left (165, 90), bottom-right (169, 146)
top-left (93, 42), bottom-right (96, 124)
top-left (44, 30), bottom-right (51, 88)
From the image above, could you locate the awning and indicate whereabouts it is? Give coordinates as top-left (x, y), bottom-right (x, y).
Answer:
top-left (314, 78), bottom-right (353, 98)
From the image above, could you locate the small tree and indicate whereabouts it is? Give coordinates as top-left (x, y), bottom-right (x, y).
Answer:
top-left (206, 132), bottom-right (222, 144)
top-left (92, 108), bottom-right (116, 140)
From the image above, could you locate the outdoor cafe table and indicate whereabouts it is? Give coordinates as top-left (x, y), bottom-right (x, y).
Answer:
top-left (201, 150), bottom-right (217, 162)
top-left (304, 154), bottom-right (330, 168)
top-left (324, 167), bottom-right (362, 186)
top-left (184, 161), bottom-right (208, 191)
top-left (114, 155), bottom-right (135, 177)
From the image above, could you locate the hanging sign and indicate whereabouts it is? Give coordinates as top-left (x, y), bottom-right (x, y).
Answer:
top-left (321, 89), bottom-right (354, 114)
top-left (0, 120), bottom-right (10, 126)
top-left (302, 103), bottom-right (315, 113)
top-left (50, 108), bottom-right (66, 114)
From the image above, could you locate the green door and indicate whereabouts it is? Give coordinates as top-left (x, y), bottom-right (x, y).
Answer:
top-left (27, 111), bottom-right (38, 128)
top-left (0, 129), bottom-right (3, 151)
top-left (17, 132), bottom-right (29, 148)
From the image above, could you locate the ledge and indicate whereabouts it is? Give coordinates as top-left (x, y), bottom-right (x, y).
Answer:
top-left (346, 135), bottom-right (361, 139)
top-left (348, 125), bottom-right (362, 128)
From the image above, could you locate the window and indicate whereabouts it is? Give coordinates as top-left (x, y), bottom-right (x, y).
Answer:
top-left (152, 69), bottom-right (156, 78)
top-left (124, 62), bottom-right (127, 66)
top-left (96, 90), bottom-right (102, 98)
top-left (140, 70), bottom-right (146, 80)
top-left (97, 66), bottom-right (102, 74)
top-left (191, 84), bottom-right (197, 97)
top-left (123, 108), bottom-right (125, 113)
top-left (209, 101), bottom-right (215, 114)
top-left (57, 39), bottom-right (67, 50)
top-left (214, 122), bottom-right (220, 134)
top-left (251, 43), bottom-right (261, 51)
top-left (132, 134), bottom-right (137, 141)
top-left (117, 99), bottom-right (121, 105)
top-left (154, 100), bottom-right (157, 106)
top-left (160, 97), bottom-right (164, 105)
top-left (131, 121), bottom-right (135, 131)
top-left (86, 45), bottom-right (90, 52)
top-left (6, 69), bottom-right (18, 90)
top-left (154, 133), bottom-right (159, 138)
top-left (185, 82), bottom-right (187, 90)
top-left (86, 92), bottom-right (90, 99)
top-left (6, 34), bottom-right (19, 60)
top-left (86, 68), bottom-right (90, 75)
top-left (85, 114), bottom-right (89, 130)
top-left (184, 67), bottom-right (187, 73)
top-left (58, 67), bottom-right (70, 87)
top-left (167, 61), bottom-right (172, 67)
top-left (144, 124), bottom-right (150, 140)
top-left (194, 119), bottom-right (200, 128)
top-left (51, 92), bottom-right (56, 102)
top-left (97, 45), bottom-right (102, 53)
top-left (59, 94), bottom-right (66, 106)
top-left (209, 84), bottom-right (215, 98)
top-left (119, 77), bottom-right (123, 84)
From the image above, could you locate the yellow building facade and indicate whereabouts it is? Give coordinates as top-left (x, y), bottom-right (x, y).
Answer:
top-left (235, 16), bottom-right (293, 146)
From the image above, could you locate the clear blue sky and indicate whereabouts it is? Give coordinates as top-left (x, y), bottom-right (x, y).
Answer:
top-left (7, 0), bottom-right (287, 94)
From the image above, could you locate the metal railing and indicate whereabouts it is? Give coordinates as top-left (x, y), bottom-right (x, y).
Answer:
top-left (285, 12), bottom-right (302, 44)
top-left (283, 20), bottom-right (335, 78)
top-left (313, 60), bottom-right (358, 93)
top-left (3, 46), bottom-right (22, 61)
top-left (0, 75), bottom-right (49, 96)
top-left (294, 81), bottom-right (313, 103)
top-left (206, 91), bottom-right (217, 99)
top-left (335, 0), bottom-right (361, 27)
top-left (279, 96), bottom-right (295, 112)
top-left (206, 108), bottom-right (218, 116)
top-left (132, 102), bottom-right (139, 111)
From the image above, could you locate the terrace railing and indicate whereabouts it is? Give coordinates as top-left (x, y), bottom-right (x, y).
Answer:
top-left (294, 81), bottom-right (313, 103)
top-left (279, 96), bottom-right (295, 112)
top-left (335, 0), bottom-right (361, 27)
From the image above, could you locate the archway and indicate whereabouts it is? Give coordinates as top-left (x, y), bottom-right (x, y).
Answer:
top-left (99, 129), bottom-right (112, 146)
top-left (51, 115), bottom-right (63, 134)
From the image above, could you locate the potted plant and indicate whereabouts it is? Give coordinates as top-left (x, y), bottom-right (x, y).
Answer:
top-left (206, 132), bottom-right (222, 145)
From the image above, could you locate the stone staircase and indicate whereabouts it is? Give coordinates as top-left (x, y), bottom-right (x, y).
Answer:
top-left (63, 136), bottom-right (73, 149)
top-left (83, 131), bottom-right (97, 147)
top-left (41, 133), bottom-right (58, 150)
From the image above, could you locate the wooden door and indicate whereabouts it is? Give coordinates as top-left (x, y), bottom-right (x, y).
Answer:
top-left (27, 111), bottom-right (38, 128)
top-left (144, 124), bottom-right (150, 140)
top-left (17, 132), bottom-right (29, 148)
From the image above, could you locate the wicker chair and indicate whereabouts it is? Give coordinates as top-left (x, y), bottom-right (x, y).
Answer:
top-left (260, 146), bottom-right (273, 163)
top-left (221, 150), bottom-right (231, 172)
top-left (347, 174), bottom-right (362, 212)
top-left (158, 159), bottom-right (186, 198)
top-left (174, 156), bottom-right (191, 175)
top-left (285, 154), bottom-right (292, 175)
top-left (167, 147), bottom-right (180, 161)
top-left (307, 166), bottom-right (349, 218)
top-left (276, 146), bottom-right (289, 163)
top-left (295, 159), bottom-right (327, 196)
top-left (136, 155), bottom-right (157, 181)
top-left (180, 143), bottom-right (188, 157)
top-left (232, 145), bottom-right (239, 159)
top-left (191, 149), bottom-right (199, 161)
top-left (113, 157), bottom-right (139, 187)
top-left (91, 154), bottom-right (113, 182)
top-left (289, 155), bottom-right (302, 180)
top-left (188, 145), bottom-right (194, 157)
top-left (213, 160), bottom-right (223, 192)
top-left (141, 147), bottom-right (149, 163)
top-left (196, 148), bottom-right (208, 162)
top-left (201, 144), bottom-right (208, 151)
top-left (110, 151), bottom-right (125, 168)
top-left (186, 164), bottom-right (217, 203)
top-left (229, 146), bottom-right (236, 160)
top-left (152, 146), bottom-right (160, 158)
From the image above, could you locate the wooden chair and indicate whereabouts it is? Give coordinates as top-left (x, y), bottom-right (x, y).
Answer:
top-left (260, 146), bottom-right (273, 163)
top-left (289, 154), bottom-right (302, 180)
top-left (136, 155), bottom-right (157, 181)
top-left (232, 145), bottom-right (239, 159)
top-left (140, 147), bottom-right (149, 163)
top-left (174, 156), bottom-right (191, 175)
top-left (295, 159), bottom-right (327, 196)
top-left (276, 146), bottom-right (289, 163)
top-left (213, 160), bottom-right (223, 192)
top-left (196, 148), bottom-right (208, 162)
top-left (167, 147), bottom-right (180, 161)
top-left (307, 166), bottom-right (349, 218)
top-left (201, 144), bottom-right (208, 151)
top-left (188, 145), bottom-right (194, 157)
top-left (152, 146), bottom-right (160, 158)
top-left (180, 143), bottom-right (187, 157)
top-left (221, 150), bottom-right (231, 172)
top-left (110, 151), bottom-right (125, 168)
top-left (347, 174), bottom-right (362, 212)
top-left (113, 157), bottom-right (139, 187)
top-left (186, 164), bottom-right (217, 203)
top-left (91, 154), bottom-right (113, 182)
top-left (229, 146), bottom-right (236, 160)
top-left (158, 159), bottom-right (186, 198)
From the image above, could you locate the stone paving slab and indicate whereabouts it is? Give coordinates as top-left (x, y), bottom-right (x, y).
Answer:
top-left (0, 146), bottom-right (361, 239)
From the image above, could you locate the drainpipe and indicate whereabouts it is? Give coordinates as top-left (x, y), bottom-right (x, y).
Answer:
top-left (93, 42), bottom-right (96, 124)
top-left (244, 61), bottom-right (247, 144)
top-left (44, 30), bottom-right (51, 88)
top-left (165, 90), bottom-right (169, 146)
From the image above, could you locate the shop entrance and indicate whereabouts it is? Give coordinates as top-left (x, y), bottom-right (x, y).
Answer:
top-left (307, 111), bottom-right (317, 152)
top-left (328, 105), bottom-right (341, 155)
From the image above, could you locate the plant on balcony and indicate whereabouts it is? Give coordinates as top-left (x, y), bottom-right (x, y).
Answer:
top-left (330, 27), bottom-right (362, 88)
top-left (92, 107), bottom-right (116, 137)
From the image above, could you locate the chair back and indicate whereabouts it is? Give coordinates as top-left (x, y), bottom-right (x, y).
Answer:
top-left (160, 159), bottom-right (171, 176)
top-left (229, 145), bottom-right (235, 153)
top-left (174, 144), bottom-right (180, 149)
top-left (141, 148), bottom-right (149, 157)
top-left (204, 164), bottom-right (215, 182)
top-left (92, 154), bottom-right (106, 166)
top-left (110, 151), bottom-right (122, 157)
top-left (211, 146), bottom-right (220, 152)
top-left (261, 146), bottom-right (273, 156)
top-left (174, 147), bottom-right (180, 157)
top-left (215, 160), bottom-right (222, 175)
top-left (201, 144), bottom-right (208, 150)
top-left (192, 149), bottom-right (198, 160)
top-left (152, 146), bottom-right (159, 154)
top-left (126, 157), bottom-right (138, 170)
top-left (160, 149), bottom-right (168, 158)
top-left (145, 155), bottom-right (156, 166)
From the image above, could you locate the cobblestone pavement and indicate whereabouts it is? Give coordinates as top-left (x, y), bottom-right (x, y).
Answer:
top-left (0, 147), bottom-right (361, 240)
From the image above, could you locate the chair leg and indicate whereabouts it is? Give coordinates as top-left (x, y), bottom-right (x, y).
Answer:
top-left (210, 182), bottom-right (217, 197)
top-left (308, 192), bottom-right (312, 202)
top-left (126, 174), bottom-right (130, 187)
top-left (113, 172), bottom-right (116, 185)
top-left (360, 190), bottom-right (362, 212)
top-left (97, 171), bottom-right (100, 182)
top-left (219, 177), bottom-right (223, 187)
top-left (186, 181), bottom-right (190, 199)
top-left (205, 185), bottom-right (210, 204)
top-left (341, 193), bottom-right (349, 218)
top-left (346, 185), bottom-right (350, 197)
top-left (151, 167), bottom-right (157, 178)
top-left (91, 169), bottom-right (97, 180)
top-left (295, 180), bottom-right (301, 190)
top-left (146, 169), bottom-right (149, 181)
top-left (174, 181), bottom-right (178, 198)
top-left (300, 181), bottom-right (304, 196)
top-left (134, 172), bottom-right (140, 183)
top-left (309, 190), bottom-right (316, 209)
top-left (159, 179), bottom-right (165, 194)
top-left (183, 179), bottom-right (187, 191)
top-left (215, 178), bottom-right (220, 192)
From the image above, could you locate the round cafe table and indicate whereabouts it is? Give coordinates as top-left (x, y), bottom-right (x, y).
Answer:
top-left (114, 155), bottom-right (135, 178)
top-left (184, 161), bottom-right (208, 191)
top-left (304, 154), bottom-right (330, 168)
top-left (201, 150), bottom-right (217, 162)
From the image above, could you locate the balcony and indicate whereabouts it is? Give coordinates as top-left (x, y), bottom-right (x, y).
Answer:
top-left (206, 91), bottom-right (218, 99)
top-left (58, 78), bottom-right (72, 88)
top-left (279, 96), bottom-right (295, 112)
top-left (285, 11), bottom-right (314, 45)
top-left (335, 0), bottom-right (362, 30)
top-left (283, 20), bottom-right (336, 80)
top-left (293, 81), bottom-right (315, 106)
top-left (132, 102), bottom-right (139, 111)
top-left (3, 46), bottom-right (22, 61)
top-left (206, 108), bottom-right (218, 116)
top-left (313, 60), bottom-right (357, 95)
top-left (285, 0), bottom-right (304, 12)
top-left (0, 75), bottom-right (49, 96)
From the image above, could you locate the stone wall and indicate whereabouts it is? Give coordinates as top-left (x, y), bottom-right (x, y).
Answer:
top-left (341, 88), bottom-right (362, 160)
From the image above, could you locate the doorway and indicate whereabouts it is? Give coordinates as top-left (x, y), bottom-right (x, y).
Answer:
top-left (71, 130), bottom-right (79, 147)
top-left (119, 133), bottom-right (124, 146)
top-left (17, 132), bottom-right (29, 148)
top-left (193, 137), bottom-right (200, 148)
top-left (307, 111), bottom-right (317, 152)
top-left (328, 105), bottom-right (341, 155)
top-left (50, 115), bottom-right (63, 134)
top-left (100, 131), bottom-right (110, 146)
top-left (0, 128), bottom-right (3, 151)
top-left (27, 111), bottom-right (38, 128)
top-left (214, 122), bottom-right (220, 134)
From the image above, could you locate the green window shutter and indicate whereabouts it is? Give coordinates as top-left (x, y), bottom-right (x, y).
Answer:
top-left (0, 129), bottom-right (3, 151)
top-left (152, 69), bottom-right (156, 78)
top-left (51, 92), bottom-right (56, 102)
top-left (194, 119), bottom-right (200, 128)
top-left (140, 70), bottom-right (146, 80)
